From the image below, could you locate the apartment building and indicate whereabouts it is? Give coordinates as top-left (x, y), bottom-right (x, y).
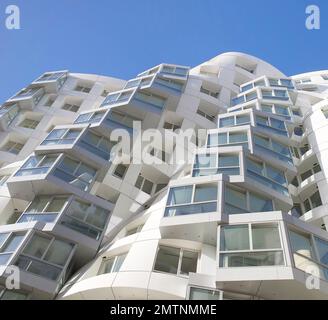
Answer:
top-left (0, 53), bottom-right (328, 300)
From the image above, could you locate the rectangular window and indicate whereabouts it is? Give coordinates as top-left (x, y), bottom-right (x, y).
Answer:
top-left (75, 85), bottom-right (92, 93)
top-left (19, 119), bottom-right (40, 129)
top-left (15, 155), bottom-right (58, 177)
top-left (15, 234), bottom-right (74, 281)
top-left (1, 141), bottom-right (24, 155)
top-left (165, 184), bottom-right (217, 217)
top-left (225, 185), bottom-right (273, 215)
top-left (99, 253), bottom-right (127, 274)
top-left (53, 157), bottom-right (97, 191)
top-left (62, 103), bottom-right (80, 113)
top-left (154, 246), bottom-right (198, 277)
top-left (113, 164), bottom-right (128, 179)
top-left (220, 224), bottom-right (284, 268)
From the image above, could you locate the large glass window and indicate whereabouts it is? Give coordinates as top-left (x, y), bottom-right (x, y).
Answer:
top-left (207, 131), bottom-right (248, 148)
top-left (254, 134), bottom-right (292, 164)
top-left (289, 229), bottom-right (328, 281)
top-left (60, 199), bottom-right (110, 240)
top-left (41, 128), bottom-right (81, 146)
top-left (0, 233), bottom-right (25, 265)
top-left (256, 115), bottom-right (288, 136)
top-left (193, 153), bottom-right (240, 177)
top-left (52, 156), bottom-right (97, 191)
top-left (220, 224), bottom-right (284, 267)
top-left (165, 184), bottom-right (218, 217)
top-left (15, 155), bottom-right (58, 177)
top-left (154, 246), bottom-right (198, 277)
top-left (246, 158), bottom-right (288, 195)
top-left (15, 234), bottom-right (74, 281)
top-left (225, 185), bottom-right (273, 215)
top-left (18, 196), bottom-right (68, 223)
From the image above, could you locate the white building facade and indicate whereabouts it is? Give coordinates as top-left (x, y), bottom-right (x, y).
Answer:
top-left (0, 52), bottom-right (328, 300)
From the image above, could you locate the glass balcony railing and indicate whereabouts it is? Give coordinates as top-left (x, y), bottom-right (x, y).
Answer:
top-left (34, 72), bottom-right (67, 83)
top-left (101, 91), bottom-right (133, 107)
top-left (160, 65), bottom-right (189, 77)
top-left (254, 143), bottom-right (293, 165)
top-left (60, 215), bottom-right (103, 240)
top-left (0, 104), bottom-right (20, 126)
top-left (17, 212), bottom-right (59, 223)
top-left (247, 169), bottom-right (289, 196)
top-left (164, 202), bottom-right (217, 217)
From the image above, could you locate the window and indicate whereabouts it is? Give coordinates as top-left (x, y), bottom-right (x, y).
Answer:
top-left (189, 287), bottom-right (221, 300)
top-left (207, 131), bottom-right (248, 148)
top-left (61, 199), bottom-right (110, 240)
top-left (53, 157), bottom-right (97, 191)
top-left (302, 190), bottom-right (322, 213)
top-left (113, 164), bottom-right (128, 179)
top-left (1, 141), bottom-right (24, 155)
top-left (99, 253), bottom-right (127, 274)
top-left (225, 185), bottom-right (273, 214)
top-left (165, 184), bottom-right (217, 217)
top-left (41, 128), bottom-right (81, 146)
top-left (15, 234), bottom-right (74, 281)
top-left (134, 91), bottom-right (166, 109)
top-left (15, 154), bottom-right (58, 177)
top-left (246, 158), bottom-right (288, 195)
top-left (256, 115), bottom-right (288, 136)
top-left (0, 103), bottom-right (20, 126)
top-left (108, 110), bottom-right (140, 128)
top-left (75, 85), bottom-right (92, 93)
top-left (0, 287), bottom-right (29, 300)
top-left (253, 134), bottom-right (292, 163)
top-left (289, 229), bottom-right (328, 281)
top-left (79, 131), bottom-right (115, 160)
top-left (154, 246), bottom-right (198, 276)
top-left (74, 110), bottom-right (106, 124)
top-left (261, 89), bottom-right (289, 101)
top-left (19, 118), bottom-right (40, 129)
top-left (62, 103), bottom-right (80, 112)
top-left (193, 153), bottom-right (240, 177)
top-left (18, 196), bottom-right (68, 223)
top-left (135, 175), bottom-right (155, 195)
top-left (163, 122), bottom-right (181, 131)
top-left (220, 224), bottom-right (284, 267)
top-left (197, 108), bottom-right (215, 122)
top-left (200, 86), bottom-right (219, 98)
top-left (219, 114), bottom-right (250, 128)
top-left (0, 233), bottom-right (25, 265)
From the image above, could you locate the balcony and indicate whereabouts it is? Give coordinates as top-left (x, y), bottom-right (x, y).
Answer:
top-left (100, 87), bottom-right (167, 116)
top-left (137, 63), bottom-right (189, 81)
top-left (7, 154), bottom-right (99, 201)
top-left (0, 229), bottom-right (76, 299)
top-left (215, 213), bottom-right (328, 299)
top-left (36, 127), bottom-right (116, 168)
top-left (0, 103), bottom-right (20, 131)
top-left (31, 71), bottom-right (68, 93)
top-left (8, 87), bottom-right (45, 110)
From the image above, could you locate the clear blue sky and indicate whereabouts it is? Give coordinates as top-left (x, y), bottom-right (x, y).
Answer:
top-left (0, 0), bottom-right (327, 102)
